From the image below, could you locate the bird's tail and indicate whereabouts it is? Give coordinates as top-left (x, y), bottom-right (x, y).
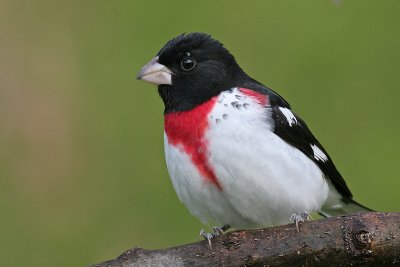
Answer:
top-left (319, 198), bottom-right (373, 218)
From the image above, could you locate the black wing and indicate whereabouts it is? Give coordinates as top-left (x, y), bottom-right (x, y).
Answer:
top-left (272, 105), bottom-right (352, 199)
top-left (240, 81), bottom-right (353, 199)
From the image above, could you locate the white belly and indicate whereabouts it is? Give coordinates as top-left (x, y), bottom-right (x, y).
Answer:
top-left (164, 88), bottom-right (329, 228)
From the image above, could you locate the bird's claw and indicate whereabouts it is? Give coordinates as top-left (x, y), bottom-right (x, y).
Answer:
top-left (290, 211), bottom-right (311, 232)
top-left (212, 226), bottom-right (224, 236)
top-left (199, 226), bottom-right (225, 249)
top-left (200, 229), bottom-right (214, 248)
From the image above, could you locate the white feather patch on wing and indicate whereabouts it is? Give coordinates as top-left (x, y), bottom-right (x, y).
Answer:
top-left (279, 107), bottom-right (298, 126)
top-left (311, 144), bottom-right (328, 162)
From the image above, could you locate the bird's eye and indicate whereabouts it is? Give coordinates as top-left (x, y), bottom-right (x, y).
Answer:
top-left (180, 57), bottom-right (196, 71)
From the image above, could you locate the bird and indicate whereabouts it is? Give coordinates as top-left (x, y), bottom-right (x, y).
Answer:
top-left (136, 32), bottom-right (371, 245)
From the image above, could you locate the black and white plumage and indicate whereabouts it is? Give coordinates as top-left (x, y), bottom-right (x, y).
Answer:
top-left (136, 33), bottom-right (371, 231)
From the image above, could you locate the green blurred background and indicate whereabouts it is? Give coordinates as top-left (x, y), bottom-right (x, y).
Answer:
top-left (1, 1), bottom-right (399, 266)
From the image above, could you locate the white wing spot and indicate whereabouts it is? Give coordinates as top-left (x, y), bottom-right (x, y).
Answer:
top-left (279, 107), bottom-right (297, 126)
top-left (311, 144), bottom-right (328, 162)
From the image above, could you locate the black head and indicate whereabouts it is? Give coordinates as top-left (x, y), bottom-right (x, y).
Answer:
top-left (137, 33), bottom-right (248, 113)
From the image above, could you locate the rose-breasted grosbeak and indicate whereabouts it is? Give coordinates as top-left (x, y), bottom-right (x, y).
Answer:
top-left (137, 33), bottom-right (371, 243)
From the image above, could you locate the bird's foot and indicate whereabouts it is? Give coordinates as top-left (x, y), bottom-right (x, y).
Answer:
top-left (290, 211), bottom-right (311, 232)
top-left (200, 225), bottom-right (230, 249)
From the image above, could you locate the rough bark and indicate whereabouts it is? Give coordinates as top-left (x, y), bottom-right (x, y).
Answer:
top-left (91, 212), bottom-right (400, 267)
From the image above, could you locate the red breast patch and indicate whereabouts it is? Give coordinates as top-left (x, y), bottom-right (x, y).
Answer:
top-left (164, 97), bottom-right (222, 190)
top-left (239, 88), bottom-right (269, 106)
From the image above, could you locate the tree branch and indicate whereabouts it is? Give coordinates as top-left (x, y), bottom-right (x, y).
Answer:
top-left (91, 212), bottom-right (399, 267)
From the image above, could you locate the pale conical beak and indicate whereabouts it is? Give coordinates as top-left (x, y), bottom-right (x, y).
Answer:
top-left (136, 56), bottom-right (172, 85)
